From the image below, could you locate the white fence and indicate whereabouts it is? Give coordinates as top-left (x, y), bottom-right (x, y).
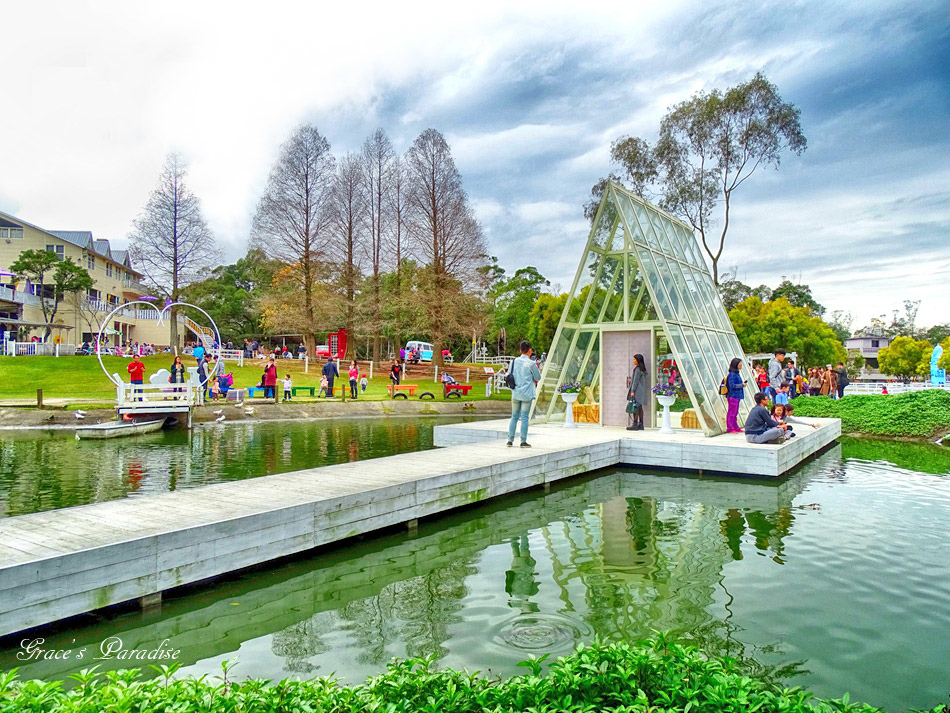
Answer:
top-left (843, 381), bottom-right (949, 394)
top-left (5, 342), bottom-right (78, 356)
top-left (115, 380), bottom-right (201, 408)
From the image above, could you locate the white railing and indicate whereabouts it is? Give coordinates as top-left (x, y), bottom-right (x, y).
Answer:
top-left (115, 379), bottom-right (200, 408)
top-left (0, 286), bottom-right (43, 306)
top-left (213, 348), bottom-right (244, 366)
top-left (8, 342), bottom-right (77, 356)
top-left (842, 381), bottom-right (950, 394)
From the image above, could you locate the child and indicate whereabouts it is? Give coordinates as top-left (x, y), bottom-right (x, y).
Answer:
top-left (283, 374), bottom-right (293, 401)
top-left (360, 373), bottom-right (368, 393)
top-left (755, 365), bottom-right (769, 393)
top-left (210, 378), bottom-right (221, 401)
top-left (774, 382), bottom-right (791, 406)
top-left (319, 374), bottom-right (329, 398)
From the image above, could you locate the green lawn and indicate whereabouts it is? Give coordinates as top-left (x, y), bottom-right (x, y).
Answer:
top-left (0, 355), bottom-right (511, 404)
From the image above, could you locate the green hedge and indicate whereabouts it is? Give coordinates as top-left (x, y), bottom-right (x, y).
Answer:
top-left (791, 390), bottom-right (950, 437)
top-left (1, 637), bottom-right (941, 713)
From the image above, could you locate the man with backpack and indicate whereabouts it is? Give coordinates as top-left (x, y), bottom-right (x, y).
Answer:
top-left (507, 341), bottom-right (542, 448)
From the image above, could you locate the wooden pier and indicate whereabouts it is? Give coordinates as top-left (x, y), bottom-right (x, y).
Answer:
top-left (0, 418), bottom-right (839, 638)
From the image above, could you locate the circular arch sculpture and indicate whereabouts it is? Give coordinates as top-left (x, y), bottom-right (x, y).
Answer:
top-left (95, 300), bottom-right (223, 391)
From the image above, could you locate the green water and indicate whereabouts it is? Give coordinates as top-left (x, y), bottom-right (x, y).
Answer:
top-left (0, 416), bottom-right (490, 518)
top-left (1, 436), bottom-right (947, 710)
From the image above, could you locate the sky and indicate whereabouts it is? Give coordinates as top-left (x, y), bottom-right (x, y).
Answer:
top-left (1, 0), bottom-right (948, 330)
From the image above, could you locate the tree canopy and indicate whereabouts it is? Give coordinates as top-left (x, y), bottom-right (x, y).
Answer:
top-left (590, 73), bottom-right (806, 284)
top-left (9, 249), bottom-right (93, 337)
top-left (877, 336), bottom-right (932, 380)
top-left (728, 296), bottom-right (845, 368)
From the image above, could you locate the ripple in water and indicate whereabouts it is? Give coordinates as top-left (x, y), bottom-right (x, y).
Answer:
top-left (496, 613), bottom-right (591, 651)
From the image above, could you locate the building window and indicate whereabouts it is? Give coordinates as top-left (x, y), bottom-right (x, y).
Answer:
top-left (86, 255), bottom-right (95, 270)
top-left (88, 288), bottom-right (100, 302)
top-left (46, 245), bottom-right (65, 261)
top-left (871, 340), bottom-right (879, 348)
top-left (106, 264), bottom-right (113, 277)
top-left (0, 227), bottom-right (23, 239)
top-left (107, 294), bottom-right (119, 305)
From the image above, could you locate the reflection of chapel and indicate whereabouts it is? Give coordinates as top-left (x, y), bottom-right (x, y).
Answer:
top-left (533, 182), bottom-right (757, 436)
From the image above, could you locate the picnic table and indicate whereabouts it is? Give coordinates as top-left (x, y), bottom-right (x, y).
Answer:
top-left (291, 386), bottom-right (316, 397)
top-left (443, 383), bottom-right (473, 398)
top-left (387, 384), bottom-right (418, 398)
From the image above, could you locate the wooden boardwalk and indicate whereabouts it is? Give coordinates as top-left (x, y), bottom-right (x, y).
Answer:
top-left (0, 418), bottom-right (839, 638)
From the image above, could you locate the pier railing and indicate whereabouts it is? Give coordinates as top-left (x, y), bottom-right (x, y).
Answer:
top-left (114, 378), bottom-right (201, 408)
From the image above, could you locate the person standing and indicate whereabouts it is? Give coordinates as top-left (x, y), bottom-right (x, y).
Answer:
top-left (169, 355), bottom-right (186, 395)
top-left (193, 342), bottom-right (205, 363)
top-left (322, 357), bottom-right (339, 398)
top-left (390, 358), bottom-right (402, 386)
top-left (836, 362), bottom-right (849, 399)
top-left (127, 354), bottom-right (146, 402)
top-left (725, 358), bottom-right (747, 433)
top-left (767, 349), bottom-right (785, 400)
top-left (507, 340), bottom-right (542, 447)
top-left (820, 366), bottom-right (833, 396)
top-left (348, 360), bottom-right (359, 399)
top-left (626, 353), bottom-right (648, 431)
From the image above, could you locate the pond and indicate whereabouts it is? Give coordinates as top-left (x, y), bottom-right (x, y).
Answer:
top-left (1, 436), bottom-right (947, 711)
top-left (0, 415), bottom-right (492, 518)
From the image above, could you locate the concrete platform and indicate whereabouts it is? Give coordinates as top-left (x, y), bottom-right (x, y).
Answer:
top-left (0, 418), bottom-right (839, 638)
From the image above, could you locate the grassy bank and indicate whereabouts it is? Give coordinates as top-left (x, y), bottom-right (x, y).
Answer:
top-left (0, 355), bottom-right (509, 404)
top-left (791, 390), bottom-right (950, 438)
top-left (2, 637), bottom-right (938, 713)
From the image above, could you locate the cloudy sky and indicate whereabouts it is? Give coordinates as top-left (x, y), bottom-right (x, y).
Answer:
top-left (1, 0), bottom-right (947, 328)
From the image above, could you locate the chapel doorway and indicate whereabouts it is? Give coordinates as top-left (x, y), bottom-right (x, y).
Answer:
top-left (601, 330), bottom-right (652, 427)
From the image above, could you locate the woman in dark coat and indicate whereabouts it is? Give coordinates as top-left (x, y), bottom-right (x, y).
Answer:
top-left (170, 355), bottom-right (186, 394)
top-left (626, 353), bottom-right (647, 431)
top-left (263, 357), bottom-right (278, 401)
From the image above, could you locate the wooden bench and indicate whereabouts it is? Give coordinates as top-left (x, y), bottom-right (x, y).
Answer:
top-left (443, 383), bottom-right (473, 398)
top-left (291, 386), bottom-right (316, 397)
top-left (387, 384), bottom-right (418, 399)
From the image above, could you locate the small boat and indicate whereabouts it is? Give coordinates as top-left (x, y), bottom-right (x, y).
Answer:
top-left (75, 418), bottom-right (167, 440)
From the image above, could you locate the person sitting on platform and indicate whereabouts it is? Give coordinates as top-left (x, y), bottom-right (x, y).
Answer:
top-left (745, 392), bottom-right (792, 444)
top-left (770, 402), bottom-right (820, 434)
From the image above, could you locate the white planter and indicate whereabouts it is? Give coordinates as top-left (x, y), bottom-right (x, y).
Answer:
top-left (656, 394), bottom-right (676, 434)
top-left (560, 392), bottom-right (579, 428)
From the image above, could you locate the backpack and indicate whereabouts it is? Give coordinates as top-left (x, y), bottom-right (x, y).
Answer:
top-left (505, 359), bottom-right (518, 389)
top-left (719, 377), bottom-right (729, 396)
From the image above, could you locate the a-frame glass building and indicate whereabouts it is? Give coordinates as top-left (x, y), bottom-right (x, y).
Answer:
top-left (533, 182), bottom-right (757, 437)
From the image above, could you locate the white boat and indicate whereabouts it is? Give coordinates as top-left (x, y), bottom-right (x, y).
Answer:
top-left (75, 418), bottom-right (167, 440)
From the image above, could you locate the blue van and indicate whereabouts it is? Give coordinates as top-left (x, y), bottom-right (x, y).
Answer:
top-left (405, 340), bottom-right (433, 362)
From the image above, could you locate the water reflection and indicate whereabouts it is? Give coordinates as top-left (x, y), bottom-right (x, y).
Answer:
top-left (2, 441), bottom-right (947, 712)
top-left (0, 416), bottom-right (476, 517)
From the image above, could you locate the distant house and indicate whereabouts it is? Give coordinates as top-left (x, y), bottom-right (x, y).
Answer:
top-left (845, 333), bottom-right (891, 370)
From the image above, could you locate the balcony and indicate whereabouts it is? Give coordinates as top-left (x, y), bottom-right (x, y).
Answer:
top-left (0, 286), bottom-right (50, 308)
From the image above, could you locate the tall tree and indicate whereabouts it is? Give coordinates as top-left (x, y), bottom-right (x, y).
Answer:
top-left (332, 152), bottom-right (366, 360)
top-left (251, 125), bottom-right (336, 352)
top-left (489, 266), bottom-right (550, 350)
top-left (596, 73), bottom-right (806, 283)
top-left (386, 156), bottom-right (412, 354)
top-left (361, 129), bottom-right (396, 362)
top-left (826, 310), bottom-right (855, 343)
top-left (128, 152), bottom-right (219, 347)
top-left (527, 292), bottom-right (568, 356)
top-left (770, 279), bottom-right (825, 316)
top-left (878, 336), bottom-right (931, 380)
top-left (405, 129), bottom-right (486, 365)
top-left (9, 249), bottom-right (93, 338)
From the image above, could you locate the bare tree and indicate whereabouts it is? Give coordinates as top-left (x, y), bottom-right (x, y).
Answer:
top-left (128, 152), bottom-right (219, 347)
top-left (386, 155), bottom-right (411, 354)
top-left (331, 152), bottom-right (365, 360)
top-left (251, 125), bottom-right (336, 351)
top-left (405, 129), bottom-right (486, 365)
top-left (361, 128), bottom-right (395, 362)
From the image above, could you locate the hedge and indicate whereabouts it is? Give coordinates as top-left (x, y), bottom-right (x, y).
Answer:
top-left (1, 637), bottom-right (943, 713)
top-left (791, 389), bottom-right (950, 437)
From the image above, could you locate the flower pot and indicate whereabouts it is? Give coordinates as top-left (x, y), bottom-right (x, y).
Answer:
top-left (560, 392), bottom-right (579, 428)
top-left (656, 394), bottom-right (675, 434)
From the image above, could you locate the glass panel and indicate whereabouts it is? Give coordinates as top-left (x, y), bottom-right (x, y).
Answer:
top-left (686, 327), bottom-right (728, 431)
top-left (666, 323), bottom-right (715, 433)
top-left (603, 254), bottom-right (626, 322)
top-left (615, 193), bottom-right (647, 247)
top-left (567, 251), bottom-right (601, 323)
top-left (676, 223), bottom-right (705, 268)
top-left (632, 202), bottom-right (661, 251)
top-left (535, 326), bottom-right (575, 416)
top-left (590, 196), bottom-right (619, 250)
top-left (652, 253), bottom-right (689, 324)
top-left (691, 267), bottom-right (726, 331)
top-left (578, 331), bottom-right (600, 401)
top-left (612, 222), bottom-right (626, 255)
top-left (657, 217), bottom-right (687, 260)
top-left (648, 210), bottom-right (676, 256)
top-left (634, 246), bottom-right (674, 322)
top-left (677, 262), bottom-right (712, 326)
top-left (585, 255), bottom-right (619, 324)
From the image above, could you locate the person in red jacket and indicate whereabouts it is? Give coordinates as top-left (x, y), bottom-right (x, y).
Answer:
top-left (127, 355), bottom-right (146, 402)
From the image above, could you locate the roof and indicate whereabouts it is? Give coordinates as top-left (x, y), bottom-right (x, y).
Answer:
top-left (0, 210), bottom-right (141, 276)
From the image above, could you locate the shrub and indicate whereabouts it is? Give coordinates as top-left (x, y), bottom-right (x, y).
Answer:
top-left (792, 390), bottom-right (950, 437)
top-left (0, 637), bottom-right (943, 713)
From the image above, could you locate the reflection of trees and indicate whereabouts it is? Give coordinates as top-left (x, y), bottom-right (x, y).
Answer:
top-left (271, 615), bottom-right (332, 674)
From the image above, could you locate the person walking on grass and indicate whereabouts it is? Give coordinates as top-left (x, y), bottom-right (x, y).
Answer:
top-left (507, 340), bottom-right (542, 448)
top-left (322, 357), bottom-right (339, 398)
top-left (725, 358), bottom-right (746, 433)
top-left (349, 360), bottom-right (359, 399)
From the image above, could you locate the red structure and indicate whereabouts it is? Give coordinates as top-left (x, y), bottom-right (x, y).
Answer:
top-left (328, 329), bottom-right (347, 360)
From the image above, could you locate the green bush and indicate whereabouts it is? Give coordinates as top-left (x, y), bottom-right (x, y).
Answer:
top-left (1, 637), bottom-right (942, 713)
top-left (791, 390), bottom-right (950, 437)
